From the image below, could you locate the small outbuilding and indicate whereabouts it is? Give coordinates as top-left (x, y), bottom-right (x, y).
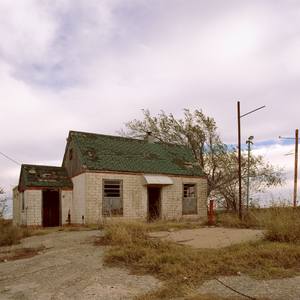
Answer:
top-left (13, 131), bottom-right (207, 226)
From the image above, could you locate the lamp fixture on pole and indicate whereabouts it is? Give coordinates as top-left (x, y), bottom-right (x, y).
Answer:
top-left (246, 136), bottom-right (254, 210)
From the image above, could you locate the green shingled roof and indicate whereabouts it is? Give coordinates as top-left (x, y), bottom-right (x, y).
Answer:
top-left (20, 165), bottom-right (73, 189)
top-left (70, 131), bottom-right (204, 176)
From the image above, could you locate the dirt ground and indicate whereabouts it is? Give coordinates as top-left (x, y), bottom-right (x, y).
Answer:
top-left (149, 227), bottom-right (264, 248)
top-left (1, 227), bottom-right (300, 300)
top-left (0, 230), bottom-right (160, 300)
top-left (197, 275), bottom-right (300, 300)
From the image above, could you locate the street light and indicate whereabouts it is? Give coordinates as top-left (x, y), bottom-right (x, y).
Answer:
top-left (279, 129), bottom-right (299, 208)
top-left (246, 136), bottom-right (254, 210)
top-left (237, 102), bottom-right (266, 220)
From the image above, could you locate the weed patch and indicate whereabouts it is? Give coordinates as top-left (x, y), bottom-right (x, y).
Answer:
top-left (217, 207), bottom-right (300, 244)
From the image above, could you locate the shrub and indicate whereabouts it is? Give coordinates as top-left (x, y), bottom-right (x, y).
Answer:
top-left (0, 219), bottom-right (38, 246)
top-left (264, 207), bottom-right (300, 243)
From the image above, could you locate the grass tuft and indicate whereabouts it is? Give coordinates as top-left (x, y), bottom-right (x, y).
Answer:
top-left (0, 219), bottom-right (25, 246)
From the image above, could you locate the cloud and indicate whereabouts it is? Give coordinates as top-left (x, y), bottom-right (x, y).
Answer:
top-left (1, 0), bottom-right (300, 208)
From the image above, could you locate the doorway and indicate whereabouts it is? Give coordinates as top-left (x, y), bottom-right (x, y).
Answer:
top-left (42, 190), bottom-right (60, 227)
top-left (148, 187), bottom-right (161, 221)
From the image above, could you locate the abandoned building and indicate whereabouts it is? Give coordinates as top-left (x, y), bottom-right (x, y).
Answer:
top-left (13, 131), bottom-right (208, 227)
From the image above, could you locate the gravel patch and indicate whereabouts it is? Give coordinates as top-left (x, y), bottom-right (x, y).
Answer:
top-left (0, 230), bottom-right (160, 300)
top-left (149, 227), bottom-right (264, 249)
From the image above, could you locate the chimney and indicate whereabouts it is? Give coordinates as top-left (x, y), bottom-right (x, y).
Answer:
top-left (145, 131), bottom-right (155, 143)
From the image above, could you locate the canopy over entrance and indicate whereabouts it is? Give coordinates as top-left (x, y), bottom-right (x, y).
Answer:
top-left (142, 175), bottom-right (173, 186)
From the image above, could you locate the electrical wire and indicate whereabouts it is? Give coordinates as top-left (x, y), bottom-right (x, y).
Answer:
top-left (0, 151), bottom-right (21, 165)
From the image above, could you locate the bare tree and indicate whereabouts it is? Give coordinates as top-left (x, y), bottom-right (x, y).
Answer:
top-left (122, 109), bottom-right (284, 210)
top-left (0, 187), bottom-right (7, 219)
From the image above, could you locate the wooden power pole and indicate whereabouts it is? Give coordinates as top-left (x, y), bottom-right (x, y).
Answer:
top-left (237, 101), bottom-right (242, 219)
top-left (236, 102), bottom-right (265, 219)
top-left (294, 129), bottom-right (299, 208)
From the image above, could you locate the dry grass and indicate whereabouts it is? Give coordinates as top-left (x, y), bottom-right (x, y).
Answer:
top-left (0, 219), bottom-right (52, 247)
top-left (0, 219), bottom-right (27, 246)
top-left (97, 221), bottom-right (300, 299)
top-left (217, 207), bottom-right (300, 243)
top-left (263, 208), bottom-right (300, 243)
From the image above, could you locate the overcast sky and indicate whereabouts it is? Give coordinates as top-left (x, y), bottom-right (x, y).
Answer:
top-left (1, 0), bottom-right (300, 210)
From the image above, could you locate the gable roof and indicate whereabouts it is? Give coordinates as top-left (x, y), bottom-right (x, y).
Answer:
top-left (69, 131), bottom-right (204, 177)
top-left (19, 164), bottom-right (73, 190)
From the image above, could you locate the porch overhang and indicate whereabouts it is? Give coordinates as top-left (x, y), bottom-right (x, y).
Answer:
top-left (142, 174), bottom-right (173, 186)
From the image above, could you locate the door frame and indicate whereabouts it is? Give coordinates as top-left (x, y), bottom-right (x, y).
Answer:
top-left (147, 186), bottom-right (162, 221)
top-left (42, 189), bottom-right (61, 227)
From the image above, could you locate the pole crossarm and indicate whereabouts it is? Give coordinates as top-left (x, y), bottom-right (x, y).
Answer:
top-left (279, 136), bottom-right (296, 140)
top-left (240, 106), bottom-right (266, 118)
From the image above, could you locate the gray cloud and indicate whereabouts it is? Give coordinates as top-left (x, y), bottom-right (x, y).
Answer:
top-left (1, 0), bottom-right (300, 205)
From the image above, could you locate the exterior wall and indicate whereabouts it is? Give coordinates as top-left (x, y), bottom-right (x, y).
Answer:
top-left (83, 172), bottom-right (207, 224)
top-left (61, 190), bottom-right (73, 225)
top-left (85, 172), bottom-right (148, 224)
top-left (161, 177), bottom-right (207, 220)
top-left (23, 190), bottom-right (42, 226)
top-left (71, 173), bottom-right (86, 224)
top-left (12, 187), bottom-right (21, 225)
top-left (15, 188), bottom-right (73, 227)
top-left (63, 139), bottom-right (83, 178)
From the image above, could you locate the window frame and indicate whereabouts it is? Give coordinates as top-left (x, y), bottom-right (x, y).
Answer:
top-left (182, 183), bottom-right (198, 215)
top-left (102, 179), bottom-right (123, 216)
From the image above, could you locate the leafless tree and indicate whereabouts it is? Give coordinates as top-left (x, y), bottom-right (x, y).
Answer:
top-left (122, 109), bottom-right (284, 210)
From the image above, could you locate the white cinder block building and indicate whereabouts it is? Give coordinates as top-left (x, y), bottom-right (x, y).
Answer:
top-left (13, 131), bottom-right (207, 227)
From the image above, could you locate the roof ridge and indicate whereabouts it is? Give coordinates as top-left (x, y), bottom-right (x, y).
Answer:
top-left (69, 130), bottom-right (148, 142)
top-left (69, 130), bottom-right (190, 149)
top-left (22, 164), bottom-right (65, 169)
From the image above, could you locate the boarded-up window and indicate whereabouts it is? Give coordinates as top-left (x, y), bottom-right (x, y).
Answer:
top-left (103, 180), bottom-right (123, 216)
top-left (182, 184), bottom-right (197, 215)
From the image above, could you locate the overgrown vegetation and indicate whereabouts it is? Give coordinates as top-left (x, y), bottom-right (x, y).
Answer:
top-left (98, 221), bottom-right (300, 299)
top-left (217, 207), bottom-right (300, 243)
top-left (0, 219), bottom-right (32, 246)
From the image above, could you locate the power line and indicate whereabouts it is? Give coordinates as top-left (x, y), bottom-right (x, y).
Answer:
top-left (0, 151), bottom-right (21, 166)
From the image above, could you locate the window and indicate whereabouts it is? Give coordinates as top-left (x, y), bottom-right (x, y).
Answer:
top-left (103, 180), bottom-right (123, 216)
top-left (182, 184), bottom-right (197, 215)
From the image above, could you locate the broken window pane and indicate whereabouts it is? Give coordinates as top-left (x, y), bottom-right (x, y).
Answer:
top-left (182, 184), bottom-right (197, 215)
top-left (103, 180), bottom-right (123, 216)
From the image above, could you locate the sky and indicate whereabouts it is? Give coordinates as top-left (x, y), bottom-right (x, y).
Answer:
top-left (1, 0), bottom-right (300, 214)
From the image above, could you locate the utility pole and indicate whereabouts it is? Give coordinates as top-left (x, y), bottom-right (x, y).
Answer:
top-left (294, 129), bottom-right (299, 208)
top-left (237, 102), bottom-right (242, 219)
top-left (237, 102), bottom-right (266, 220)
top-left (279, 129), bottom-right (299, 208)
top-left (246, 136), bottom-right (254, 210)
